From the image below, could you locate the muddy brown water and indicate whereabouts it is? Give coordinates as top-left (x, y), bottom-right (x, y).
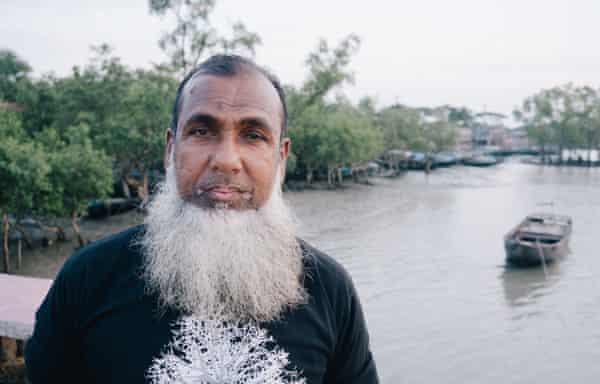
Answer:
top-left (15, 159), bottom-right (600, 383)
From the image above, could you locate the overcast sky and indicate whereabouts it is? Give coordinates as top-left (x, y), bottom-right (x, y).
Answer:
top-left (2, 0), bottom-right (599, 119)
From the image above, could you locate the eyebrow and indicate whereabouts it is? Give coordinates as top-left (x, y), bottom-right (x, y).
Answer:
top-left (181, 113), bottom-right (276, 136)
top-left (240, 117), bottom-right (273, 132)
top-left (182, 113), bottom-right (219, 130)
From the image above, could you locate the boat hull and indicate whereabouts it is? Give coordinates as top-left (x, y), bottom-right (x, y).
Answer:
top-left (504, 213), bottom-right (572, 267)
top-left (504, 239), bottom-right (568, 267)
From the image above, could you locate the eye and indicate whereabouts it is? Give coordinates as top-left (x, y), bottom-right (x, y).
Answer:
top-left (243, 131), bottom-right (266, 141)
top-left (190, 127), bottom-right (209, 136)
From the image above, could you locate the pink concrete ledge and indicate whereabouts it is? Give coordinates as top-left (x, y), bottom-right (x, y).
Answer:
top-left (0, 273), bottom-right (52, 340)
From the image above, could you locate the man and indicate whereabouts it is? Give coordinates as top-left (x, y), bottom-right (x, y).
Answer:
top-left (25, 55), bottom-right (378, 383)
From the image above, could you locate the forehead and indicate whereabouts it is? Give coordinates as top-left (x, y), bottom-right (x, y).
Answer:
top-left (178, 70), bottom-right (283, 132)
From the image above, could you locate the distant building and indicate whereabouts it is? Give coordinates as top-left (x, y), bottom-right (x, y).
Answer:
top-left (416, 105), bottom-right (454, 124)
top-left (506, 127), bottom-right (530, 150)
top-left (472, 112), bottom-right (508, 148)
top-left (455, 127), bottom-right (473, 152)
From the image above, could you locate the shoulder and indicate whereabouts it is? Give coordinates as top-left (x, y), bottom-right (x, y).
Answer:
top-left (61, 224), bottom-right (144, 274)
top-left (55, 225), bottom-right (145, 302)
top-left (298, 239), bottom-right (357, 313)
top-left (299, 238), bottom-right (353, 287)
top-left (298, 240), bottom-right (378, 382)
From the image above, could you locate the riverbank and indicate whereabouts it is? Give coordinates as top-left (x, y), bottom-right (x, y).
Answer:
top-left (8, 178), bottom-right (377, 279)
top-left (9, 210), bottom-right (144, 279)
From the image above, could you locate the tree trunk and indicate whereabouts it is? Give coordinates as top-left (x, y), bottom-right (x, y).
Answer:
top-left (588, 131), bottom-right (593, 167)
top-left (2, 214), bottom-right (10, 274)
top-left (306, 167), bottom-right (313, 184)
top-left (16, 238), bottom-right (22, 271)
top-left (141, 169), bottom-right (150, 203)
top-left (327, 167), bottom-right (333, 186)
top-left (540, 143), bottom-right (546, 164)
top-left (556, 145), bottom-right (561, 165)
top-left (121, 176), bottom-right (132, 198)
top-left (14, 224), bottom-right (33, 249)
top-left (337, 167), bottom-right (343, 185)
top-left (56, 225), bottom-right (67, 242)
top-left (71, 211), bottom-right (85, 248)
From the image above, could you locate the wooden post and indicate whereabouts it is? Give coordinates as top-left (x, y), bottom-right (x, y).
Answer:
top-left (71, 211), bottom-right (85, 248)
top-left (14, 225), bottom-right (33, 250)
top-left (16, 238), bottom-right (22, 271)
top-left (306, 167), bottom-right (313, 184)
top-left (121, 176), bottom-right (132, 198)
top-left (2, 214), bottom-right (9, 274)
top-left (142, 169), bottom-right (150, 203)
top-left (55, 225), bottom-right (66, 242)
top-left (0, 336), bottom-right (18, 362)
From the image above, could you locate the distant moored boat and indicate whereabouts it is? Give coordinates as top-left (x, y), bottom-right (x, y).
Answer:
top-left (462, 155), bottom-right (498, 167)
top-left (504, 213), bottom-right (572, 267)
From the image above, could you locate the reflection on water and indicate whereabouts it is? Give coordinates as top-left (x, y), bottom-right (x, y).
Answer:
top-left (500, 264), bottom-right (562, 308)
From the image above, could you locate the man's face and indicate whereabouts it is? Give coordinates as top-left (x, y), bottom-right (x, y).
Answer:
top-left (165, 69), bottom-right (289, 210)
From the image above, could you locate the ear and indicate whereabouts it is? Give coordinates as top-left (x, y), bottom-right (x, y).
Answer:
top-left (278, 137), bottom-right (290, 183)
top-left (164, 128), bottom-right (174, 170)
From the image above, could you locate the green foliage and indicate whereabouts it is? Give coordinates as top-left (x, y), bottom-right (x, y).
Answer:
top-left (515, 84), bottom-right (600, 154)
top-left (285, 35), bottom-right (384, 180)
top-left (0, 108), bottom-right (26, 139)
top-left (288, 102), bottom-right (383, 176)
top-left (327, 104), bottom-right (383, 164)
top-left (301, 35), bottom-right (360, 105)
top-left (149, 0), bottom-right (261, 77)
top-left (285, 151), bottom-right (297, 174)
top-left (447, 106), bottom-right (474, 127)
top-left (0, 49), bottom-right (32, 102)
top-left (0, 111), bottom-right (52, 217)
top-left (288, 35), bottom-right (361, 125)
top-left (379, 105), bottom-right (422, 150)
top-left (44, 124), bottom-right (113, 217)
top-left (0, 49), bottom-right (118, 221)
top-left (101, 69), bottom-right (176, 177)
top-left (17, 76), bottom-right (59, 136)
top-left (424, 121), bottom-right (457, 152)
top-left (377, 105), bottom-right (458, 152)
top-left (54, 45), bottom-right (133, 137)
top-left (14, 46), bottom-right (175, 201)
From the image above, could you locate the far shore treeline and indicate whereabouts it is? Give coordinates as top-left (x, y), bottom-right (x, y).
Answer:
top-left (2, 0), bottom-right (600, 272)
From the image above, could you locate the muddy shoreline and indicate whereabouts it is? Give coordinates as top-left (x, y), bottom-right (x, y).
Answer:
top-left (8, 178), bottom-right (380, 279)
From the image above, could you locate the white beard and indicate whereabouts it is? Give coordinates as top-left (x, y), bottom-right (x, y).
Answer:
top-left (140, 163), bottom-right (306, 323)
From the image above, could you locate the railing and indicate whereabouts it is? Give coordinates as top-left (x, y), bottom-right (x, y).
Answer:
top-left (0, 274), bottom-right (52, 340)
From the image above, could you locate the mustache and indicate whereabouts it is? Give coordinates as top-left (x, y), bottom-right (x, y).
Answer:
top-left (194, 176), bottom-right (253, 193)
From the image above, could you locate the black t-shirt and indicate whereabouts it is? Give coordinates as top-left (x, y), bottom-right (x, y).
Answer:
top-left (25, 225), bottom-right (378, 383)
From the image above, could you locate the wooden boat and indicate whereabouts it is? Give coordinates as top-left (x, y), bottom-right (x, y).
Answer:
top-left (432, 152), bottom-right (460, 167)
top-left (504, 213), bottom-right (572, 267)
top-left (462, 155), bottom-right (498, 167)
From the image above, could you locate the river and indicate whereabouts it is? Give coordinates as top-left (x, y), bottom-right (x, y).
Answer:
top-left (16, 158), bottom-right (600, 383)
top-left (286, 159), bottom-right (600, 383)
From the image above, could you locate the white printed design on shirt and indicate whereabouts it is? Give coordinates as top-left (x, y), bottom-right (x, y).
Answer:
top-left (146, 316), bottom-right (305, 384)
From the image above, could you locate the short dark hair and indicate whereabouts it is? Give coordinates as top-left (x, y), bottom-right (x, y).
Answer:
top-left (169, 54), bottom-right (288, 139)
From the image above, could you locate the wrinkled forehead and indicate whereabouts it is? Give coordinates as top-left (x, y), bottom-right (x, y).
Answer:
top-left (178, 69), bottom-right (284, 134)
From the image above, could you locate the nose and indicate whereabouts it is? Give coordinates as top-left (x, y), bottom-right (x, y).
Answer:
top-left (209, 134), bottom-right (242, 175)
